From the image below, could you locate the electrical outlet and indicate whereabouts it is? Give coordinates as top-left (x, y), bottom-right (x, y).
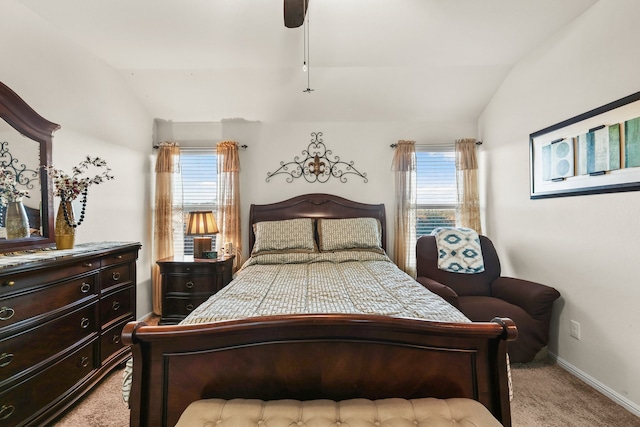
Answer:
top-left (570, 320), bottom-right (581, 340)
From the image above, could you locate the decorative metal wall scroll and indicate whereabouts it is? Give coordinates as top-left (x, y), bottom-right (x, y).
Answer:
top-left (0, 141), bottom-right (39, 191)
top-left (266, 132), bottom-right (368, 183)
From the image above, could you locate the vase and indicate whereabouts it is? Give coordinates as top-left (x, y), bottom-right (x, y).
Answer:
top-left (55, 201), bottom-right (76, 249)
top-left (5, 201), bottom-right (30, 239)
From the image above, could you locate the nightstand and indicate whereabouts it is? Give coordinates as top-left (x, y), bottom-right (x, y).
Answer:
top-left (157, 255), bottom-right (235, 325)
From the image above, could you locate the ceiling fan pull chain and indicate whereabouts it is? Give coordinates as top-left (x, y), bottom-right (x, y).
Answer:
top-left (303, 0), bottom-right (314, 93)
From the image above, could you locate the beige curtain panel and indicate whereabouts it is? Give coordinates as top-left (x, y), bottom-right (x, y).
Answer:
top-left (455, 138), bottom-right (482, 234)
top-left (217, 141), bottom-right (244, 270)
top-left (152, 142), bottom-right (181, 315)
top-left (391, 140), bottom-right (417, 276)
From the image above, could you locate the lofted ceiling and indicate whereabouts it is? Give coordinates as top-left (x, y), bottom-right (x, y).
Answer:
top-left (17, 0), bottom-right (598, 123)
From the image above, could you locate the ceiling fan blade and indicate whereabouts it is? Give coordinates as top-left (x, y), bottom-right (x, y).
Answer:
top-left (284, 0), bottom-right (308, 28)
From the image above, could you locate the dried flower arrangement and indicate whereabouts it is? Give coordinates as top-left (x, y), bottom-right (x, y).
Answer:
top-left (45, 156), bottom-right (114, 228)
top-left (0, 170), bottom-right (28, 204)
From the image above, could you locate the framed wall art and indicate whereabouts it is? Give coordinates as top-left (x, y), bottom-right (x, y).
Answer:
top-left (530, 90), bottom-right (640, 199)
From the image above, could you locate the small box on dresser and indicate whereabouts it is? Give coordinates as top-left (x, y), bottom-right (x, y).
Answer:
top-left (0, 242), bottom-right (140, 427)
top-left (158, 255), bottom-right (234, 325)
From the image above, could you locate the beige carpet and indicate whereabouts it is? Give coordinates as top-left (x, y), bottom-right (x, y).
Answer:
top-left (53, 360), bottom-right (640, 427)
top-left (509, 359), bottom-right (640, 427)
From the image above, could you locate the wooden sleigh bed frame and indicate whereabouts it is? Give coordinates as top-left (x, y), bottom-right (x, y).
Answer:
top-left (122, 193), bottom-right (517, 427)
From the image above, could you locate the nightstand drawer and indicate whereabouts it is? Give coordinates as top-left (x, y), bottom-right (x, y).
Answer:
top-left (161, 263), bottom-right (220, 275)
top-left (163, 296), bottom-right (209, 318)
top-left (163, 275), bottom-right (220, 294)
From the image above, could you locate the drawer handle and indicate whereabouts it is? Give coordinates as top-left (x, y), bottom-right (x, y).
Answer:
top-left (185, 281), bottom-right (194, 289)
top-left (0, 307), bottom-right (15, 321)
top-left (0, 353), bottom-right (14, 368)
top-left (80, 356), bottom-right (90, 368)
top-left (80, 317), bottom-right (90, 329)
top-left (0, 404), bottom-right (15, 420)
top-left (112, 272), bottom-right (121, 281)
top-left (80, 282), bottom-right (91, 293)
top-left (112, 334), bottom-right (121, 344)
top-left (112, 301), bottom-right (121, 311)
top-left (2, 281), bottom-right (14, 287)
top-left (186, 304), bottom-right (194, 311)
top-left (116, 255), bottom-right (123, 259)
top-left (83, 262), bottom-right (93, 268)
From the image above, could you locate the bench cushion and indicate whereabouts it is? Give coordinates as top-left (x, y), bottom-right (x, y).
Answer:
top-left (176, 397), bottom-right (502, 427)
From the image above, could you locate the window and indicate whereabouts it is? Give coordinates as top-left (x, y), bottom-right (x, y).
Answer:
top-left (173, 147), bottom-right (218, 255)
top-left (416, 146), bottom-right (457, 238)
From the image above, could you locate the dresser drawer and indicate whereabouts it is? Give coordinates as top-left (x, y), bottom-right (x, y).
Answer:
top-left (0, 275), bottom-right (98, 334)
top-left (0, 340), bottom-right (97, 427)
top-left (100, 318), bottom-right (130, 363)
top-left (0, 303), bottom-right (98, 388)
top-left (0, 260), bottom-right (98, 293)
top-left (100, 286), bottom-right (133, 327)
top-left (101, 263), bottom-right (133, 293)
top-left (100, 249), bottom-right (138, 268)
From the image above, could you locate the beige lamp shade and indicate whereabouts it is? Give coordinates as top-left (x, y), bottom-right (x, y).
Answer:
top-left (186, 211), bottom-right (219, 235)
top-left (186, 211), bottom-right (219, 258)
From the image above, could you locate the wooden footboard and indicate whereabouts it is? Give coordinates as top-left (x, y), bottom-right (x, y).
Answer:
top-left (122, 314), bottom-right (516, 427)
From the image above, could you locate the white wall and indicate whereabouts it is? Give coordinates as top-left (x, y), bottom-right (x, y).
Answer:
top-left (479, 0), bottom-right (640, 414)
top-left (160, 119), bottom-right (477, 261)
top-left (1, 0), bottom-right (154, 316)
top-left (3, 0), bottom-right (478, 318)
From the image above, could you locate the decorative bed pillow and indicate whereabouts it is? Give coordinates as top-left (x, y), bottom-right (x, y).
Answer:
top-left (317, 217), bottom-right (383, 253)
top-left (431, 227), bottom-right (485, 274)
top-left (252, 218), bottom-right (317, 255)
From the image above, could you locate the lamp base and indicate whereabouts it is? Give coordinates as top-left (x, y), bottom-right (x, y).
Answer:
top-left (193, 237), bottom-right (212, 258)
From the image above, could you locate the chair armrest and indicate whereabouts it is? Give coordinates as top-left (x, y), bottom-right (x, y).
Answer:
top-left (492, 277), bottom-right (560, 320)
top-left (416, 276), bottom-right (460, 309)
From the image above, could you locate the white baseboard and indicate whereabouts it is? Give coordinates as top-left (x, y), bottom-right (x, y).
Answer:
top-left (137, 311), bottom-right (154, 322)
top-left (549, 352), bottom-right (640, 418)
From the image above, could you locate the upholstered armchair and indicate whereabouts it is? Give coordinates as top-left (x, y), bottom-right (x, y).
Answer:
top-left (416, 234), bottom-right (561, 363)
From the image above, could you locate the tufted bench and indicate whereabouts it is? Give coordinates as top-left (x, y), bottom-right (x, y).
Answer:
top-left (175, 397), bottom-right (503, 427)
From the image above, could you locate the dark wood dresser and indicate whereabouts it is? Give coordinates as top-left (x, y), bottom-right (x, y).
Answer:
top-left (0, 242), bottom-right (140, 426)
top-left (157, 255), bottom-right (234, 325)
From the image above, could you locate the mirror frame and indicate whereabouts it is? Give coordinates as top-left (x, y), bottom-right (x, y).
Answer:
top-left (0, 82), bottom-right (59, 253)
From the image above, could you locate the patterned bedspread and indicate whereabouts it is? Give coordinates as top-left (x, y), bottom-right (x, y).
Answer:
top-left (183, 251), bottom-right (470, 324)
top-left (122, 251), bottom-right (470, 404)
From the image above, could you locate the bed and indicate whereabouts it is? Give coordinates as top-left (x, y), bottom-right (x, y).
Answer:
top-left (122, 193), bottom-right (516, 427)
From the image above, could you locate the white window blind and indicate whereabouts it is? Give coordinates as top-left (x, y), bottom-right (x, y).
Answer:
top-left (416, 146), bottom-right (457, 237)
top-left (173, 147), bottom-right (218, 255)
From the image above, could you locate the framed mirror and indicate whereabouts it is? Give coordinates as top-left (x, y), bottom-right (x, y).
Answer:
top-left (0, 81), bottom-right (59, 253)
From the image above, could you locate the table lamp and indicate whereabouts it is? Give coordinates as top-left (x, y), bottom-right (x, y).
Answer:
top-left (186, 211), bottom-right (219, 258)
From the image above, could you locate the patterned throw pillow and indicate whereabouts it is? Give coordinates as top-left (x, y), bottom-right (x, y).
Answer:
top-left (317, 217), bottom-right (383, 253)
top-left (252, 218), bottom-right (317, 255)
top-left (432, 227), bottom-right (485, 274)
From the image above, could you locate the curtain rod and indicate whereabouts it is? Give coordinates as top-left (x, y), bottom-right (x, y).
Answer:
top-left (390, 141), bottom-right (482, 148)
top-left (152, 143), bottom-right (248, 149)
